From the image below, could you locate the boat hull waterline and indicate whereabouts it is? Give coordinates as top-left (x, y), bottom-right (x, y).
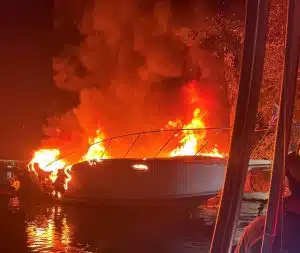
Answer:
top-left (30, 157), bottom-right (271, 207)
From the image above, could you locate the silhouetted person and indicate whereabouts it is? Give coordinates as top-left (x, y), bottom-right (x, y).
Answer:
top-left (53, 169), bottom-right (67, 195)
top-left (235, 152), bottom-right (300, 253)
top-left (257, 202), bottom-right (265, 216)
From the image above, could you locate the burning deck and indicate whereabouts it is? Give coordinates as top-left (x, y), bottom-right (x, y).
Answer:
top-left (28, 107), bottom-right (229, 205)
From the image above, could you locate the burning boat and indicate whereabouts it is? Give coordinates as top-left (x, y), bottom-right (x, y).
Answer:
top-left (57, 156), bottom-right (226, 206)
top-left (28, 133), bottom-right (229, 207)
top-left (27, 125), bottom-right (273, 207)
top-left (28, 153), bottom-right (271, 207)
top-left (27, 100), bottom-right (272, 206)
top-left (28, 106), bottom-right (233, 206)
top-left (27, 142), bottom-right (227, 207)
top-left (26, 105), bottom-right (270, 207)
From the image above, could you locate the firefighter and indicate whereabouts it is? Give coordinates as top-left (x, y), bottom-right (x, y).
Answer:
top-left (235, 152), bottom-right (300, 252)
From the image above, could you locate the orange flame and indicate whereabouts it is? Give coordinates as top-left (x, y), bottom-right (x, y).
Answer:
top-left (29, 129), bottom-right (109, 197)
top-left (63, 166), bottom-right (72, 190)
top-left (168, 108), bottom-right (223, 158)
top-left (29, 109), bottom-right (224, 199)
top-left (28, 149), bottom-right (68, 183)
top-left (201, 146), bottom-right (224, 158)
top-left (82, 129), bottom-right (109, 164)
top-left (169, 108), bottom-right (206, 156)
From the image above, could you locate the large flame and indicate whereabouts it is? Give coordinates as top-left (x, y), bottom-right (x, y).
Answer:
top-left (82, 129), bottom-right (109, 163)
top-left (168, 108), bottom-right (206, 157)
top-left (168, 108), bottom-right (223, 158)
top-left (29, 129), bottom-right (108, 197)
top-left (29, 149), bottom-right (64, 173)
top-left (28, 149), bottom-right (68, 183)
top-left (29, 108), bottom-right (224, 199)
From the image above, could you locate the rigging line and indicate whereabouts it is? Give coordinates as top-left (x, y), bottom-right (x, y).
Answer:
top-left (38, 149), bottom-right (82, 170)
top-left (194, 129), bottom-right (223, 156)
top-left (101, 138), bottom-right (112, 159)
top-left (123, 133), bottom-right (142, 158)
top-left (256, 100), bottom-right (278, 125)
top-left (35, 126), bottom-right (273, 168)
top-left (250, 125), bottom-right (274, 157)
top-left (154, 130), bottom-right (179, 158)
top-left (86, 127), bottom-right (269, 148)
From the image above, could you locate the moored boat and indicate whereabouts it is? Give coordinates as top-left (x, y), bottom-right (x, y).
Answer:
top-left (35, 156), bottom-right (269, 207)
top-left (61, 156), bottom-right (226, 207)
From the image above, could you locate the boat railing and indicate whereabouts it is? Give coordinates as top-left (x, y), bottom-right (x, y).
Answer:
top-left (59, 127), bottom-right (231, 163)
top-left (83, 126), bottom-right (278, 160)
top-left (40, 126), bottom-right (280, 172)
top-left (30, 117), bottom-right (300, 172)
top-left (41, 127), bottom-right (230, 169)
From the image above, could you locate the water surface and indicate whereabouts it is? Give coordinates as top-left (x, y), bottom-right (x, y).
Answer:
top-left (0, 197), bottom-right (265, 253)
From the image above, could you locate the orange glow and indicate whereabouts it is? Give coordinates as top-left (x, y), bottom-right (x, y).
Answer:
top-left (29, 149), bottom-right (73, 198)
top-left (168, 108), bottom-right (206, 157)
top-left (29, 149), bottom-right (64, 172)
top-left (82, 129), bottom-right (109, 164)
top-left (168, 108), bottom-right (224, 158)
top-left (29, 108), bottom-right (225, 199)
top-left (29, 149), bottom-right (68, 183)
top-left (63, 166), bottom-right (72, 190)
top-left (26, 206), bottom-right (71, 251)
top-left (201, 146), bottom-right (224, 158)
top-left (29, 129), bottom-right (110, 197)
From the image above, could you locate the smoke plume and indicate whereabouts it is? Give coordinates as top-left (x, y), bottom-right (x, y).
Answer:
top-left (47, 0), bottom-right (232, 158)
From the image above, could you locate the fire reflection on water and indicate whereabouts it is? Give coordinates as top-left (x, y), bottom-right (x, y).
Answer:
top-left (26, 206), bottom-right (72, 252)
top-left (0, 199), bottom-right (266, 253)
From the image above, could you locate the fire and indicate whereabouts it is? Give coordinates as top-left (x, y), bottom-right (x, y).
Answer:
top-left (29, 149), bottom-right (63, 172)
top-left (169, 108), bottom-right (206, 156)
top-left (28, 148), bottom-right (73, 198)
top-left (82, 129), bottom-right (109, 164)
top-left (201, 147), bottom-right (224, 158)
top-left (28, 129), bottom-right (109, 198)
top-left (63, 166), bottom-right (72, 190)
top-left (29, 109), bottom-right (224, 199)
top-left (28, 149), bottom-right (68, 182)
top-left (168, 108), bottom-right (223, 158)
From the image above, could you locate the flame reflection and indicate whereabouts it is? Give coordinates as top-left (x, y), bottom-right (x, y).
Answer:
top-left (26, 205), bottom-right (73, 252)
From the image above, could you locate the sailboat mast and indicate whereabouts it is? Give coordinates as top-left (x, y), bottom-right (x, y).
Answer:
top-left (261, 1), bottom-right (300, 252)
top-left (209, 1), bottom-right (269, 252)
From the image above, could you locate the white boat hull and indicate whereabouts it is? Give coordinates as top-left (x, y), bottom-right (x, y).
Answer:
top-left (62, 157), bottom-right (226, 205)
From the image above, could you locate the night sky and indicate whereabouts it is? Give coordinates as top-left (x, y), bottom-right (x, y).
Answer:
top-left (0, 0), bottom-right (241, 161)
top-left (0, 1), bottom-right (54, 160)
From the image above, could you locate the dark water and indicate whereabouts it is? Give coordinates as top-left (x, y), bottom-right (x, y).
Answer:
top-left (0, 197), bottom-right (265, 253)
